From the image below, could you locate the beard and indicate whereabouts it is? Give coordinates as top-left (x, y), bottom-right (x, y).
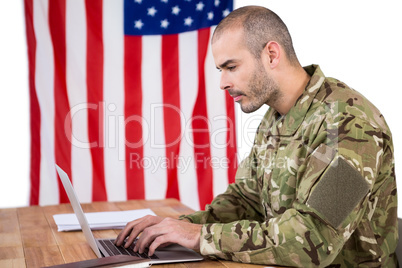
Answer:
top-left (240, 63), bottom-right (281, 113)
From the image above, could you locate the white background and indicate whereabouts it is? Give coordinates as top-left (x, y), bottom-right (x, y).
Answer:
top-left (1, 1), bottom-right (401, 217)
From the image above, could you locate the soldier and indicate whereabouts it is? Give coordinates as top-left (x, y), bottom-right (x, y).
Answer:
top-left (115, 5), bottom-right (399, 267)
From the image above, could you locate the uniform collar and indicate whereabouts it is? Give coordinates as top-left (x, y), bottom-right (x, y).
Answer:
top-left (262, 64), bottom-right (326, 137)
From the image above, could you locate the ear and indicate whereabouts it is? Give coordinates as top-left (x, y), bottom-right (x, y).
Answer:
top-left (263, 41), bottom-right (281, 69)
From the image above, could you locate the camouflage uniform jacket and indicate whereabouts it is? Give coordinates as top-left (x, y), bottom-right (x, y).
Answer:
top-left (182, 65), bottom-right (398, 267)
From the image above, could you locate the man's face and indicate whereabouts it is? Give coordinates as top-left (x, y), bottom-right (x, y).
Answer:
top-left (212, 29), bottom-right (280, 113)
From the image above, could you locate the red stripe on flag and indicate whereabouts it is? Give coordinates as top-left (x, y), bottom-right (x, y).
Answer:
top-left (225, 92), bottom-right (237, 184)
top-left (49, 0), bottom-right (71, 203)
top-left (162, 34), bottom-right (181, 200)
top-left (85, 0), bottom-right (107, 201)
top-left (124, 36), bottom-right (145, 199)
top-left (25, 0), bottom-right (41, 206)
top-left (193, 28), bottom-right (214, 210)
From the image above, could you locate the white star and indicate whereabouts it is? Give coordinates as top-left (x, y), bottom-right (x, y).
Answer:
top-left (207, 11), bottom-right (214, 20)
top-left (134, 19), bottom-right (144, 29)
top-left (214, 0), bottom-right (220, 7)
top-left (222, 9), bottom-right (230, 17)
top-left (184, 16), bottom-right (193, 26)
top-left (196, 2), bottom-right (204, 11)
top-left (147, 6), bottom-right (157, 17)
top-left (161, 19), bottom-right (169, 29)
top-left (161, 0), bottom-right (168, 3)
top-left (134, 0), bottom-right (142, 4)
top-left (172, 5), bottom-right (180, 15)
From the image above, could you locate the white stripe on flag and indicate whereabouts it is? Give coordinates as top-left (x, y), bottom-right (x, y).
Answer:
top-left (142, 36), bottom-right (168, 200)
top-left (204, 27), bottom-right (229, 197)
top-left (66, 0), bottom-right (93, 203)
top-left (103, 0), bottom-right (127, 201)
top-left (34, 0), bottom-right (59, 205)
top-left (178, 31), bottom-right (200, 211)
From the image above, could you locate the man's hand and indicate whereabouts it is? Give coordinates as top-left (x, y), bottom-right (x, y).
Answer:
top-left (114, 215), bottom-right (202, 256)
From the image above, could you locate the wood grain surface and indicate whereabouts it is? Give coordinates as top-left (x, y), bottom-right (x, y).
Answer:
top-left (0, 199), bottom-right (267, 268)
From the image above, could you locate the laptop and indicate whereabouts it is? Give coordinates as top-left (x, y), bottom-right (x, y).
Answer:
top-left (55, 164), bottom-right (203, 265)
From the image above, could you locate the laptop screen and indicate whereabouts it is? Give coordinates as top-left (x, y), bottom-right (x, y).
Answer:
top-left (55, 164), bottom-right (102, 258)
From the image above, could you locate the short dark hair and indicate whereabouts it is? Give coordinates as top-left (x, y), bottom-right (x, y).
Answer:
top-left (213, 6), bottom-right (298, 65)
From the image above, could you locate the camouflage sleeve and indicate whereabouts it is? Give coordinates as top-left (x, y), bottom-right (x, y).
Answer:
top-left (180, 154), bottom-right (265, 224)
top-left (198, 117), bottom-right (395, 267)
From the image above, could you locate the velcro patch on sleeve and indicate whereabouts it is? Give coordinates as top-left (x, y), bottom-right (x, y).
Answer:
top-left (306, 157), bottom-right (370, 229)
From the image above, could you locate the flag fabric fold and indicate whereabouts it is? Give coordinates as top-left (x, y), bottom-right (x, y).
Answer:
top-left (24, 0), bottom-right (237, 211)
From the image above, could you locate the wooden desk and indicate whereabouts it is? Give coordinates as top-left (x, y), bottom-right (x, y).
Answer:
top-left (0, 199), bottom-right (266, 268)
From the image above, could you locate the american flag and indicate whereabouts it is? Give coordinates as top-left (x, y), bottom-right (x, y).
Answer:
top-left (24, 0), bottom-right (237, 211)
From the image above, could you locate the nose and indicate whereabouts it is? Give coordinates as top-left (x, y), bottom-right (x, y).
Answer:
top-left (219, 72), bottom-right (232, 90)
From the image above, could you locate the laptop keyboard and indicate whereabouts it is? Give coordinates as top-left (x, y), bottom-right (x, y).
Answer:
top-left (99, 239), bottom-right (159, 259)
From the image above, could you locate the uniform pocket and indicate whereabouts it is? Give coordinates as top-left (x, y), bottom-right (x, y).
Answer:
top-left (296, 143), bottom-right (337, 203)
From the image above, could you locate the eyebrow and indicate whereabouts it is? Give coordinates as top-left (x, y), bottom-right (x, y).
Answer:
top-left (217, 59), bottom-right (236, 70)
